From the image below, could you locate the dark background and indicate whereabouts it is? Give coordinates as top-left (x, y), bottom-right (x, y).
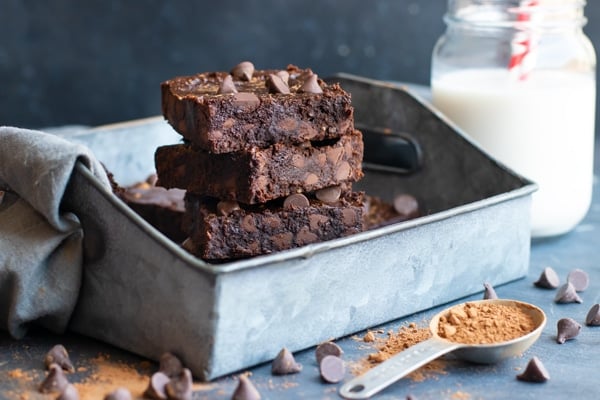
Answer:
top-left (1, 0), bottom-right (599, 130)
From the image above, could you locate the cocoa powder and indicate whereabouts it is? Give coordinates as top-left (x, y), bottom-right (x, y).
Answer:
top-left (437, 302), bottom-right (537, 344)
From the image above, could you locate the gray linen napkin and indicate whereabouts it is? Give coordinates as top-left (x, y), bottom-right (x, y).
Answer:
top-left (0, 126), bottom-right (111, 338)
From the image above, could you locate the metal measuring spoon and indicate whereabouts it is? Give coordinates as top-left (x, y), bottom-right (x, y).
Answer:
top-left (339, 299), bottom-right (546, 399)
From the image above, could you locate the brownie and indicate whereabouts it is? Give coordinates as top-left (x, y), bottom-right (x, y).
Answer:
top-left (155, 130), bottom-right (363, 204)
top-left (161, 64), bottom-right (354, 153)
top-left (183, 191), bottom-right (365, 260)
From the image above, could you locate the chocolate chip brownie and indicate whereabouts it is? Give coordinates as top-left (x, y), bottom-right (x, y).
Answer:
top-left (161, 64), bottom-right (354, 153)
top-left (155, 130), bottom-right (363, 204)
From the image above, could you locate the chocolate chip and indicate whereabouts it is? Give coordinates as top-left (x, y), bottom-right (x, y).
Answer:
top-left (159, 352), bottom-right (183, 378)
top-left (393, 194), bottom-right (419, 219)
top-left (554, 282), bottom-right (583, 304)
top-left (218, 75), bottom-right (238, 94)
top-left (315, 186), bottom-right (342, 203)
top-left (275, 70), bottom-right (289, 84)
top-left (144, 372), bottom-right (170, 400)
top-left (165, 368), bottom-right (193, 400)
top-left (266, 74), bottom-right (290, 94)
top-left (483, 282), bottom-right (498, 300)
top-left (271, 347), bottom-right (302, 375)
top-left (556, 317), bottom-right (581, 344)
top-left (567, 268), bottom-right (589, 292)
top-left (232, 92), bottom-right (260, 112)
top-left (39, 363), bottom-right (69, 394)
top-left (298, 74), bottom-right (323, 94)
top-left (231, 375), bottom-right (260, 400)
top-left (44, 344), bottom-right (75, 373)
top-left (217, 200), bottom-right (241, 216)
top-left (516, 356), bottom-right (550, 383)
top-left (283, 193), bottom-right (310, 210)
top-left (230, 61), bottom-right (254, 81)
top-left (58, 384), bottom-right (80, 400)
top-left (315, 341), bottom-right (343, 365)
top-left (319, 355), bottom-right (345, 383)
top-left (534, 267), bottom-right (560, 289)
top-left (586, 304), bottom-right (600, 326)
top-left (104, 388), bottom-right (132, 400)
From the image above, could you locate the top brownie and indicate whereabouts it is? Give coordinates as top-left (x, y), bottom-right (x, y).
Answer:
top-left (161, 63), bottom-right (354, 153)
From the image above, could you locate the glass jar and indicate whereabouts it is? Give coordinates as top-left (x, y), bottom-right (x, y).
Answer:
top-left (431, 0), bottom-right (596, 238)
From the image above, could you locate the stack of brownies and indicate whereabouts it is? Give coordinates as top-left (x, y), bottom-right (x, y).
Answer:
top-left (155, 62), bottom-right (365, 260)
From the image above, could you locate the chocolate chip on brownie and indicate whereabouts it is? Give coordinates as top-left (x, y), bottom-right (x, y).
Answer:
top-left (218, 75), bottom-right (238, 94)
top-left (266, 73), bottom-right (290, 94)
top-left (230, 61), bottom-right (255, 81)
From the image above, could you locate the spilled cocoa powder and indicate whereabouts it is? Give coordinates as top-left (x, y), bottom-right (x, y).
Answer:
top-left (437, 302), bottom-right (537, 344)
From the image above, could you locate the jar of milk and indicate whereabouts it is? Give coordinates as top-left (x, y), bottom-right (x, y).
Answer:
top-left (431, 0), bottom-right (596, 238)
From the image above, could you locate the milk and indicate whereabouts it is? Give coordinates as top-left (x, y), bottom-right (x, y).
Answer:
top-left (432, 68), bottom-right (596, 237)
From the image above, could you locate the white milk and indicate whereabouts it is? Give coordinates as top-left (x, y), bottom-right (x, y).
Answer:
top-left (432, 68), bottom-right (596, 237)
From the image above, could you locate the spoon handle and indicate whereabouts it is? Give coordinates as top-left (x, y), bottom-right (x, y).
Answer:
top-left (339, 338), bottom-right (460, 399)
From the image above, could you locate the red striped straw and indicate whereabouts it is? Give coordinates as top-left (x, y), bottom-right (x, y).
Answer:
top-left (508, 0), bottom-right (539, 80)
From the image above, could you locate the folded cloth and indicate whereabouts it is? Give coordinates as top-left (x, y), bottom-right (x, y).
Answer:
top-left (0, 126), bottom-right (111, 338)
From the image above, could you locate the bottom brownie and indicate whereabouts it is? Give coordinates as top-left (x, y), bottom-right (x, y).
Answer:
top-left (183, 190), bottom-right (365, 260)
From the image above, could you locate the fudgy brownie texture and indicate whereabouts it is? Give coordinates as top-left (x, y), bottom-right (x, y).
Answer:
top-left (155, 130), bottom-right (363, 204)
top-left (161, 64), bottom-right (354, 153)
top-left (183, 191), bottom-right (365, 260)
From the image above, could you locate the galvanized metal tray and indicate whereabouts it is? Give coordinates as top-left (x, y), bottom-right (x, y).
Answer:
top-left (61, 74), bottom-right (536, 381)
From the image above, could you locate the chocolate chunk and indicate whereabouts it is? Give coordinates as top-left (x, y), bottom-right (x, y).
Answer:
top-left (534, 267), bottom-right (560, 289)
top-left (231, 375), bottom-right (260, 400)
top-left (165, 368), bottom-right (193, 400)
top-left (554, 282), bottom-right (583, 304)
top-left (230, 61), bottom-right (254, 81)
top-left (556, 317), bottom-right (581, 344)
top-left (271, 348), bottom-right (302, 375)
top-left (315, 341), bottom-right (343, 365)
top-left (586, 304), bottom-right (600, 326)
top-left (319, 355), bottom-right (345, 383)
top-left (516, 356), bottom-right (549, 383)
top-left (44, 344), bottom-right (75, 373)
top-left (315, 185), bottom-right (342, 203)
top-left (567, 268), bottom-right (589, 292)
top-left (57, 384), bottom-right (80, 400)
top-left (298, 74), bottom-right (323, 94)
top-left (266, 74), bottom-right (290, 94)
top-left (217, 200), bottom-right (241, 216)
top-left (104, 388), bottom-right (132, 400)
top-left (275, 70), bottom-right (289, 84)
top-left (144, 372), bottom-right (170, 400)
top-left (483, 282), bottom-right (498, 300)
top-left (393, 194), bottom-right (419, 219)
top-left (39, 363), bottom-right (69, 394)
top-left (218, 75), bottom-right (238, 94)
top-left (159, 352), bottom-right (183, 378)
top-left (232, 92), bottom-right (260, 112)
top-left (283, 193), bottom-right (310, 210)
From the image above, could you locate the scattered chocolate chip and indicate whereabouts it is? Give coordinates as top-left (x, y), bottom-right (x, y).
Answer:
top-left (554, 282), bottom-right (583, 304)
top-left (230, 61), bottom-right (254, 81)
top-left (231, 375), bottom-right (260, 400)
top-left (232, 92), bottom-right (260, 112)
top-left (298, 74), bottom-right (323, 94)
top-left (534, 267), bottom-right (560, 289)
top-left (104, 387), bottom-right (132, 400)
top-left (39, 363), bottom-right (69, 394)
top-left (57, 384), bottom-right (80, 400)
top-left (483, 282), bottom-right (498, 300)
top-left (159, 352), bottom-right (183, 378)
top-left (516, 356), bottom-right (550, 383)
top-left (275, 70), bottom-right (289, 84)
top-left (283, 193), bottom-right (310, 210)
top-left (393, 194), bottom-right (419, 219)
top-left (315, 341), bottom-right (343, 365)
top-left (165, 368), bottom-right (193, 400)
top-left (556, 317), bottom-right (581, 344)
top-left (271, 348), bottom-right (302, 375)
top-left (319, 355), bottom-right (345, 383)
top-left (218, 75), bottom-right (238, 94)
top-left (217, 200), bottom-right (241, 216)
top-left (567, 268), bottom-right (589, 292)
top-left (315, 186), bottom-right (342, 203)
top-left (44, 344), bottom-right (75, 373)
top-left (266, 74), bottom-right (290, 94)
top-left (586, 304), bottom-right (600, 326)
top-left (144, 371), bottom-right (170, 400)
